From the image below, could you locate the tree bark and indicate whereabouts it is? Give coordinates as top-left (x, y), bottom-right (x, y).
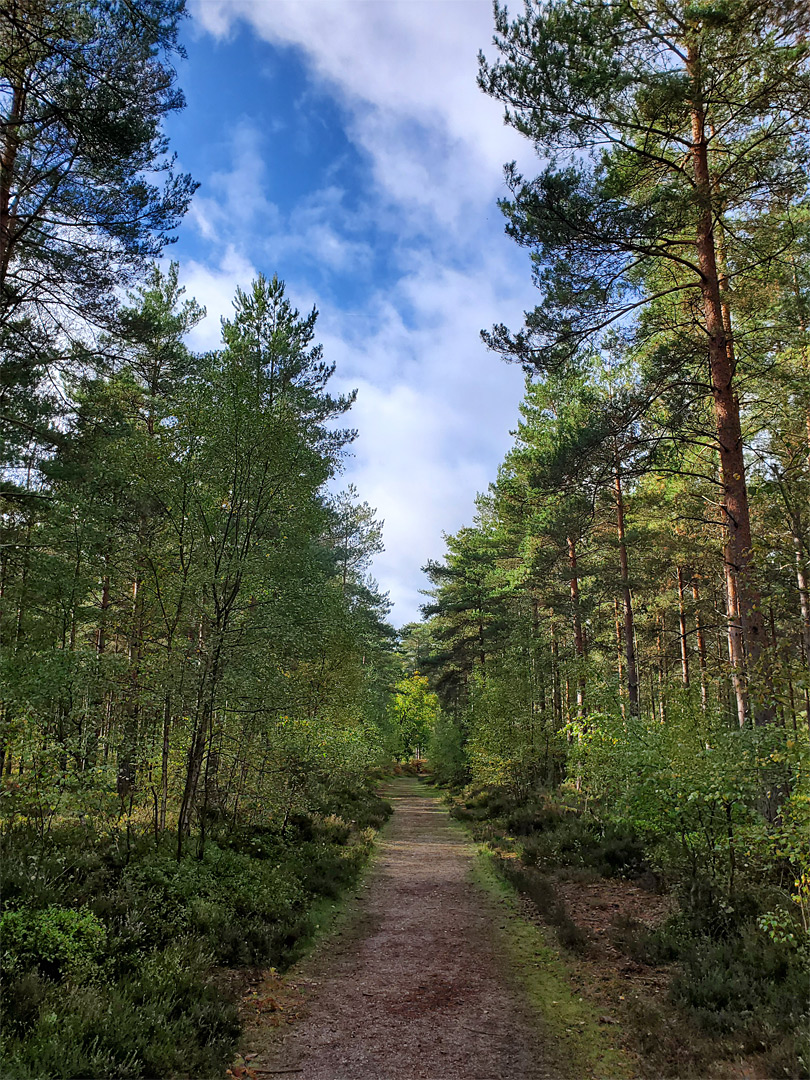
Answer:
top-left (794, 525), bottom-right (810, 735)
top-left (692, 579), bottom-right (709, 713)
top-left (687, 46), bottom-right (768, 709)
top-left (614, 459), bottom-right (639, 714)
top-left (676, 567), bottom-right (690, 689)
top-left (568, 535), bottom-right (586, 719)
top-left (724, 555), bottom-right (747, 728)
top-left (614, 597), bottom-right (626, 719)
top-left (0, 69), bottom-right (25, 293)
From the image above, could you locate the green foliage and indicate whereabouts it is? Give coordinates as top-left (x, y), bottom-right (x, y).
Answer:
top-left (572, 706), bottom-right (808, 898)
top-left (0, 0), bottom-right (196, 368)
top-left (428, 715), bottom-right (468, 787)
top-left (0, 780), bottom-right (391, 1079)
top-left (388, 674), bottom-right (439, 760)
top-left (0, 907), bottom-right (106, 983)
top-left (1, 941), bottom-right (239, 1080)
top-left (669, 921), bottom-right (809, 1052)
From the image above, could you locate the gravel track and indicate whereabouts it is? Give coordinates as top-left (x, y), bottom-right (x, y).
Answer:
top-left (248, 777), bottom-right (552, 1080)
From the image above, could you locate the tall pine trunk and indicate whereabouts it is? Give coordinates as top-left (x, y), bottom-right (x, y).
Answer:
top-left (614, 458), bottom-right (639, 714)
top-left (692, 579), bottom-right (709, 712)
top-left (688, 46), bottom-right (768, 721)
top-left (676, 567), bottom-right (690, 689)
top-left (568, 535), bottom-right (586, 719)
top-left (0, 73), bottom-right (25, 291)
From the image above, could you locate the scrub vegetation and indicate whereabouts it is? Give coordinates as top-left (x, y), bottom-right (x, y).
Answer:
top-left (1, 1), bottom-right (809, 1078)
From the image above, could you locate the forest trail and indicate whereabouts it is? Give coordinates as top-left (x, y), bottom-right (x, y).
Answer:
top-left (242, 776), bottom-right (553, 1080)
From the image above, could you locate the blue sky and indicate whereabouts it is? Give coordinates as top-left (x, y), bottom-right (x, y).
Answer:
top-left (165, 0), bottom-right (539, 625)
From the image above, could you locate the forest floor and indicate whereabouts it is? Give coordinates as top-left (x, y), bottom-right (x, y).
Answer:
top-left (227, 776), bottom-right (634, 1080)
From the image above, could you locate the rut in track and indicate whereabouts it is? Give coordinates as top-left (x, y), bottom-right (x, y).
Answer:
top-left (248, 776), bottom-right (553, 1080)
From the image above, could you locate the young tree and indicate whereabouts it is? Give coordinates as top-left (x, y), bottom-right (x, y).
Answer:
top-left (389, 674), bottom-right (439, 762)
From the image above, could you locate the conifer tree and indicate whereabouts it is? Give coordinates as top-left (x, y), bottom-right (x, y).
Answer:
top-left (478, 0), bottom-right (810, 707)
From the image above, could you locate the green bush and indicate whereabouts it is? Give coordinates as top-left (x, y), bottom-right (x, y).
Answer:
top-left (1, 906), bottom-right (107, 982)
top-left (428, 716), bottom-right (469, 787)
top-left (506, 801), bottom-right (565, 836)
top-left (0, 775), bottom-right (391, 1079)
top-left (671, 925), bottom-right (808, 1040)
top-left (1, 941), bottom-right (239, 1080)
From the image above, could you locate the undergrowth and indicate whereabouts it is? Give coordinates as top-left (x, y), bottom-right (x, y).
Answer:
top-left (447, 781), bottom-right (810, 1079)
top-left (0, 781), bottom-right (391, 1080)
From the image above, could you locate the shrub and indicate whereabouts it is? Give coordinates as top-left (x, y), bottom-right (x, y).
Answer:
top-left (0, 774), bottom-right (390, 1078)
top-left (0, 941), bottom-right (239, 1080)
top-left (671, 925), bottom-right (808, 1040)
top-left (1, 906), bottom-right (107, 982)
top-left (506, 801), bottom-right (565, 836)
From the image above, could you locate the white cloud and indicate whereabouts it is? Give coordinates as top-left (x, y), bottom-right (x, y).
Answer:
top-left (182, 1), bottom-right (539, 624)
top-left (274, 187), bottom-right (374, 273)
top-left (323, 251), bottom-right (530, 620)
top-left (188, 119), bottom-right (280, 242)
top-left (177, 246), bottom-right (258, 351)
top-left (189, 0), bottom-right (533, 225)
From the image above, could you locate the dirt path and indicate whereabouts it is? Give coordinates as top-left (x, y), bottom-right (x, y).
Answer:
top-left (244, 777), bottom-right (553, 1080)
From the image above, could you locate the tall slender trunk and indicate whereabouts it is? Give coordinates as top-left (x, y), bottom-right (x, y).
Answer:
top-left (117, 568), bottom-right (143, 801)
top-left (614, 458), bottom-right (639, 714)
top-left (692, 579), bottom-right (709, 712)
top-left (794, 525), bottom-right (810, 735)
top-left (177, 616), bottom-right (228, 853)
top-left (657, 616), bottom-right (667, 723)
top-left (676, 567), bottom-right (690, 688)
top-left (568, 535), bottom-right (586, 719)
top-left (688, 47), bottom-right (768, 699)
top-left (724, 557), bottom-right (747, 728)
top-left (83, 556), bottom-right (111, 770)
top-left (96, 563), bottom-right (110, 655)
top-left (614, 597), bottom-right (626, 719)
top-left (0, 73), bottom-right (25, 292)
top-left (793, 526), bottom-right (810, 669)
top-left (799, 630), bottom-right (810, 739)
top-left (159, 691), bottom-right (171, 832)
top-left (789, 255), bottom-right (810, 467)
top-left (550, 621), bottom-right (562, 732)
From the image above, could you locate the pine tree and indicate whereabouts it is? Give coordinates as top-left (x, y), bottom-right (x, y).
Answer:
top-left (478, 0), bottom-right (810, 706)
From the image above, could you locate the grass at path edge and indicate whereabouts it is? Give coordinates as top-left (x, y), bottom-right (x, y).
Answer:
top-left (470, 843), bottom-right (636, 1080)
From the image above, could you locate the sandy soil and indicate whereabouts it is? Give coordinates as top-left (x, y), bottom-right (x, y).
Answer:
top-left (240, 777), bottom-right (553, 1080)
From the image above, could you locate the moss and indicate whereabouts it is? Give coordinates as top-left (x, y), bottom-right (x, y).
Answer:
top-left (470, 849), bottom-right (636, 1080)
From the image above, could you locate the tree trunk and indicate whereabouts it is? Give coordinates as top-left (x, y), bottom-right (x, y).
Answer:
top-left (688, 47), bottom-right (768, 705)
top-left (568, 535), bottom-right (586, 719)
top-left (795, 532), bottom-right (810, 736)
top-left (724, 555), bottom-right (747, 728)
top-left (614, 459), bottom-right (639, 714)
top-left (0, 72), bottom-right (25, 292)
top-left (657, 616), bottom-right (666, 723)
top-left (789, 255), bottom-right (810, 467)
top-left (550, 621), bottom-right (562, 732)
top-left (692, 579), bottom-right (709, 712)
top-left (614, 597), bottom-right (626, 719)
top-left (117, 571), bottom-right (142, 801)
top-left (159, 692), bottom-right (171, 832)
top-left (676, 567), bottom-right (690, 689)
